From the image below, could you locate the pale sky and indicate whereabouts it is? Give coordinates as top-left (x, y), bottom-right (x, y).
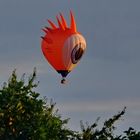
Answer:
top-left (0, 0), bottom-right (140, 133)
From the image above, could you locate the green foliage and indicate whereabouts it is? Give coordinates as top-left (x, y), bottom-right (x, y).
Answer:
top-left (76, 107), bottom-right (140, 140)
top-left (77, 107), bottom-right (126, 140)
top-left (0, 70), bottom-right (74, 140)
top-left (122, 127), bottom-right (140, 140)
top-left (0, 70), bottom-right (140, 140)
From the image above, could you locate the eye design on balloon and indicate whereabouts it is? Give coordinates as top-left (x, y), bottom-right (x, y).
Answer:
top-left (71, 43), bottom-right (84, 64)
top-left (62, 34), bottom-right (86, 70)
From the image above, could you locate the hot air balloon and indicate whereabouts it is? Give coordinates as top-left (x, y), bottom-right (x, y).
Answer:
top-left (41, 11), bottom-right (86, 84)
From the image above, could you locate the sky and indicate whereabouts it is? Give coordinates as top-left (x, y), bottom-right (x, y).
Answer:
top-left (0, 0), bottom-right (140, 133)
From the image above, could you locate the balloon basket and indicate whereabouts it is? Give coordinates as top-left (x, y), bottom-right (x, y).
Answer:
top-left (61, 78), bottom-right (67, 84)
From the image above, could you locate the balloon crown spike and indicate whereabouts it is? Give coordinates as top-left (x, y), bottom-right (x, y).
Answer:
top-left (43, 11), bottom-right (77, 33)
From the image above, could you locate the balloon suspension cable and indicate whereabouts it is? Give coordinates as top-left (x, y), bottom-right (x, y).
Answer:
top-left (61, 77), bottom-right (67, 84)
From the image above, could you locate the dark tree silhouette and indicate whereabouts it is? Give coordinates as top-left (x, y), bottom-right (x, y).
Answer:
top-left (0, 70), bottom-right (139, 140)
top-left (0, 69), bottom-right (74, 140)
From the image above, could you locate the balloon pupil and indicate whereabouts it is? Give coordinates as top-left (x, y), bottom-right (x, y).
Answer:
top-left (71, 44), bottom-right (84, 64)
top-left (75, 48), bottom-right (84, 61)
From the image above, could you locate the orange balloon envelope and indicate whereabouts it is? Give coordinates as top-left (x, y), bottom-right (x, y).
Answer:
top-left (41, 11), bottom-right (86, 84)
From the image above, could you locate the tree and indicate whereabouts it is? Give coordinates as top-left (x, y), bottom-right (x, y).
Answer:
top-left (0, 70), bottom-right (139, 140)
top-left (75, 107), bottom-right (140, 140)
top-left (0, 69), bottom-right (74, 140)
top-left (77, 107), bottom-right (126, 140)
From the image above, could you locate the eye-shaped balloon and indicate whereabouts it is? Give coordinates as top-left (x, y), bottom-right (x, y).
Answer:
top-left (41, 11), bottom-right (86, 84)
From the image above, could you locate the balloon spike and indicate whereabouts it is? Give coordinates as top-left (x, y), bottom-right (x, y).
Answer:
top-left (70, 11), bottom-right (77, 32)
top-left (42, 28), bottom-right (48, 34)
top-left (46, 27), bottom-right (52, 31)
top-left (47, 19), bottom-right (57, 29)
top-left (59, 13), bottom-right (67, 29)
top-left (56, 16), bottom-right (65, 30)
top-left (41, 36), bottom-right (53, 44)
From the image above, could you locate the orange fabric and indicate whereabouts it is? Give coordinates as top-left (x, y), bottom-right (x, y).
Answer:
top-left (41, 12), bottom-right (79, 71)
top-left (42, 29), bottom-right (78, 70)
top-left (41, 12), bottom-right (86, 71)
